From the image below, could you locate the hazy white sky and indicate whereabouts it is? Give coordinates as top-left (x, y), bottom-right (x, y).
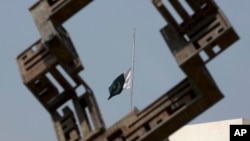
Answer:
top-left (0, 0), bottom-right (249, 141)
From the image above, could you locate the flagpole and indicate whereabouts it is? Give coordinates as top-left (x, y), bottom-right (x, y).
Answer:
top-left (130, 28), bottom-right (136, 112)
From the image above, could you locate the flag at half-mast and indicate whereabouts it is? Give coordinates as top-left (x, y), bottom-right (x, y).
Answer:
top-left (108, 68), bottom-right (132, 100)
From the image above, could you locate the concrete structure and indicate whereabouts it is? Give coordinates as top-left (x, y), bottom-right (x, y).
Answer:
top-left (169, 118), bottom-right (250, 141)
top-left (16, 0), bottom-right (239, 141)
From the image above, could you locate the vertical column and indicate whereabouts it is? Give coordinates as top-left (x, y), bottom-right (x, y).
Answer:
top-left (73, 95), bottom-right (92, 136)
top-left (169, 0), bottom-right (190, 22)
top-left (52, 106), bottom-right (81, 141)
top-left (152, 0), bottom-right (182, 34)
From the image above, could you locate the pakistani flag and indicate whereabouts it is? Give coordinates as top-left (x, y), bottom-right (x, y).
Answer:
top-left (108, 68), bottom-right (132, 100)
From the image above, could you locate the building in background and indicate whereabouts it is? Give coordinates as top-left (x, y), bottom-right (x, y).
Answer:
top-left (169, 118), bottom-right (250, 141)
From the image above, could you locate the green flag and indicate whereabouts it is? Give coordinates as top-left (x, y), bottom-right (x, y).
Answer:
top-left (108, 68), bottom-right (131, 100)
